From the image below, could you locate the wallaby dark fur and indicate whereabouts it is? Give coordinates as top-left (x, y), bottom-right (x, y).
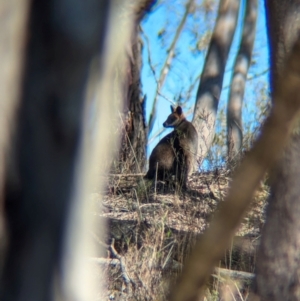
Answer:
top-left (145, 106), bottom-right (198, 188)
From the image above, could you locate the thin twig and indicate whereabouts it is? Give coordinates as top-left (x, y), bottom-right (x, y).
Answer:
top-left (109, 173), bottom-right (145, 177)
top-left (133, 188), bottom-right (143, 223)
top-left (109, 238), bottom-right (135, 293)
top-left (154, 161), bottom-right (158, 199)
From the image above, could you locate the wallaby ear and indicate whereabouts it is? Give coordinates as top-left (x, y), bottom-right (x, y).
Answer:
top-left (176, 106), bottom-right (183, 115)
top-left (170, 105), bottom-right (175, 113)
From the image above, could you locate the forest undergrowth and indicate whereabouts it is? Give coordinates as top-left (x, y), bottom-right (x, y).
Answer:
top-left (89, 164), bottom-right (269, 301)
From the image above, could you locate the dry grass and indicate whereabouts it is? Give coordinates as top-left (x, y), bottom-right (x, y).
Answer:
top-left (89, 168), bottom-right (269, 301)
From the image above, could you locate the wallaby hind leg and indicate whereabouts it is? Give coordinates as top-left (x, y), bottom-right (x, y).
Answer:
top-left (173, 162), bottom-right (187, 191)
top-left (178, 159), bottom-right (195, 190)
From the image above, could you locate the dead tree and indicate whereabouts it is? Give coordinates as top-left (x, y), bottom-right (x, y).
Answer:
top-left (227, 0), bottom-right (258, 162)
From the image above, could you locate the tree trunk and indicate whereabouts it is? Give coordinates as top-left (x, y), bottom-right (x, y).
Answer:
top-left (116, 0), bottom-right (156, 174)
top-left (192, 0), bottom-right (240, 164)
top-left (0, 1), bottom-right (111, 300)
top-left (227, 0), bottom-right (258, 162)
top-left (0, 0), bottom-right (30, 256)
top-left (118, 27), bottom-right (147, 173)
top-left (253, 1), bottom-right (300, 300)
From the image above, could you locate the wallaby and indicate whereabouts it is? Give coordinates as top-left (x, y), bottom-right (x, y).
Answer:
top-left (145, 106), bottom-right (198, 188)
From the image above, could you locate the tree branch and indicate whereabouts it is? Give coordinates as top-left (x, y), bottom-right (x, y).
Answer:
top-left (148, 0), bottom-right (195, 134)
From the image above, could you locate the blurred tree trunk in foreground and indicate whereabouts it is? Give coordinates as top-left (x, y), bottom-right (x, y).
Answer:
top-left (0, 0), bottom-right (133, 300)
top-left (227, 0), bottom-right (257, 163)
top-left (116, 0), bottom-right (157, 173)
top-left (253, 1), bottom-right (300, 300)
top-left (192, 0), bottom-right (240, 165)
top-left (0, 0), bottom-right (30, 256)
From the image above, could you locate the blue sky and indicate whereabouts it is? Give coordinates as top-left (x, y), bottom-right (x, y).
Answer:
top-left (141, 0), bottom-right (269, 167)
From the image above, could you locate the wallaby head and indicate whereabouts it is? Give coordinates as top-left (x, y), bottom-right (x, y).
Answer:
top-left (163, 105), bottom-right (186, 128)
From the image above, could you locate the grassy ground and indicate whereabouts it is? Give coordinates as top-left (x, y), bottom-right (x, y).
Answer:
top-left (91, 168), bottom-right (269, 301)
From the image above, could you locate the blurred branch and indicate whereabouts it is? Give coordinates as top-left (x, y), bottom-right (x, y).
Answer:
top-left (168, 38), bottom-right (300, 301)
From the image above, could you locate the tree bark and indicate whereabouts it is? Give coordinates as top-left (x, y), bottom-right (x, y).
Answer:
top-left (118, 27), bottom-right (147, 173)
top-left (117, 0), bottom-right (157, 173)
top-left (227, 0), bottom-right (258, 162)
top-left (253, 1), bottom-right (300, 300)
top-left (192, 0), bottom-right (240, 164)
